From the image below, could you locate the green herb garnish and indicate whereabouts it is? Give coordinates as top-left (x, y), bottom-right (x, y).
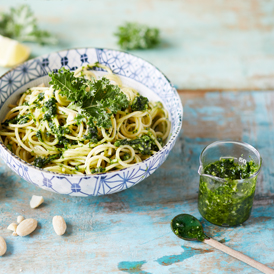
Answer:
top-left (115, 22), bottom-right (160, 50)
top-left (49, 68), bottom-right (129, 129)
top-left (0, 5), bottom-right (57, 45)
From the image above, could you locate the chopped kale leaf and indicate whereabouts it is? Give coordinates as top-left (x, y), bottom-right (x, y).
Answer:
top-left (42, 97), bottom-right (57, 121)
top-left (83, 125), bottom-right (100, 143)
top-left (38, 92), bottom-right (44, 101)
top-left (33, 153), bottom-right (62, 168)
top-left (114, 134), bottom-right (160, 155)
top-left (131, 95), bottom-right (149, 111)
top-left (48, 122), bottom-right (75, 148)
top-left (36, 130), bottom-right (43, 142)
top-left (122, 153), bottom-right (130, 161)
top-left (2, 113), bottom-right (31, 126)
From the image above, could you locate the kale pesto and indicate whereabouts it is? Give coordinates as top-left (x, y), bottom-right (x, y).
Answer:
top-left (131, 95), bottom-right (149, 111)
top-left (1, 113), bottom-right (31, 126)
top-left (198, 158), bottom-right (260, 226)
top-left (34, 153), bottom-right (62, 168)
top-left (171, 214), bottom-right (208, 242)
top-left (42, 97), bottom-right (57, 121)
top-left (114, 133), bottom-right (162, 155)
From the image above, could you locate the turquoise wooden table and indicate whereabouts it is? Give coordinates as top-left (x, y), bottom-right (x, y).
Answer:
top-left (1, 1), bottom-right (274, 273)
top-left (1, 91), bottom-right (274, 273)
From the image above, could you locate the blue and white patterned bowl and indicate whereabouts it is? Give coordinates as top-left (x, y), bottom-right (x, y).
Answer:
top-left (0, 48), bottom-right (183, 196)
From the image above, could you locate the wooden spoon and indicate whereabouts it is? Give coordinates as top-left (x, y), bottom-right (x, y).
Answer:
top-left (171, 214), bottom-right (274, 274)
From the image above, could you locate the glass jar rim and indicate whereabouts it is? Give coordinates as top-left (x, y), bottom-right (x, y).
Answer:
top-left (199, 140), bottom-right (262, 182)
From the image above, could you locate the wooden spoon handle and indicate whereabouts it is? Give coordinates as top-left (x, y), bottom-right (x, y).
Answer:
top-left (204, 238), bottom-right (274, 274)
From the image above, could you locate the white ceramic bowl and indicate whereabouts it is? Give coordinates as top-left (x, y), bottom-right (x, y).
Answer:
top-left (0, 48), bottom-right (183, 196)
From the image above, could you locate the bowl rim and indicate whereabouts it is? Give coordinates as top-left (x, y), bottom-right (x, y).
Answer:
top-left (0, 47), bottom-right (183, 177)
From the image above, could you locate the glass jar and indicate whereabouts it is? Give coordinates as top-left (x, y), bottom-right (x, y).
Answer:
top-left (198, 141), bottom-right (262, 227)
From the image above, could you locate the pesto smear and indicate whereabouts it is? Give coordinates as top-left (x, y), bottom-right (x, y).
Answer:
top-left (198, 158), bottom-right (259, 227)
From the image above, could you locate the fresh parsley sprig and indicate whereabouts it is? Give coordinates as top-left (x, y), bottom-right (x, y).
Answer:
top-left (0, 5), bottom-right (57, 45)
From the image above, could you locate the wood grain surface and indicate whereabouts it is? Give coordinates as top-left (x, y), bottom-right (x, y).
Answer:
top-left (0, 91), bottom-right (274, 274)
top-left (0, 0), bottom-right (274, 90)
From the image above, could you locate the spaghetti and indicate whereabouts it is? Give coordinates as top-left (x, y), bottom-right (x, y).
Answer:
top-left (0, 63), bottom-right (170, 175)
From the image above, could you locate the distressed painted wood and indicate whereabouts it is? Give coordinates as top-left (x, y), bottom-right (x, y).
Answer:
top-left (0, 90), bottom-right (274, 273)
top-left (1, 0), bottom-right (274, 90)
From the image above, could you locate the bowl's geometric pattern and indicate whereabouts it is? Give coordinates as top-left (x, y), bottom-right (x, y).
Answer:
top-left (0, 48), bottom-right (183, 196)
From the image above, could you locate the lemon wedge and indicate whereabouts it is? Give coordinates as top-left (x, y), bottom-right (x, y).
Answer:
top-left (0, 35), bottom-right (30, 67)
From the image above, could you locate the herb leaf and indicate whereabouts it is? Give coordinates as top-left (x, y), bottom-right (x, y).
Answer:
top-left (49, 68), bottom-right (129, 128)
top-left (115, 22), bottom-right (160, 50)
top-left (0, 5), bottom-right (57, 45)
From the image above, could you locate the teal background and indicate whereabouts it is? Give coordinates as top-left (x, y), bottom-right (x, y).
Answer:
top-left (1, 0), bottom-right (274, 90)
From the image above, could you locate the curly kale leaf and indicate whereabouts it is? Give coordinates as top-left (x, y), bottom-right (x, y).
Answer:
top-left (75, 114), bottom-right (86, 125)
top-left (49, 68), bottom-right (93, 106)
top-left (49, 68), bottom-right (129, 128)
top-left (0, 5), bottom-right (57, 45)
top-left (115, 22), bottom-right (160, 50)
top-left (33, 153), bottom-right (62, 168)
top-left (114, 134), bottom-right (161, 155)
top-left (131, 95), bottom-right (149, 111)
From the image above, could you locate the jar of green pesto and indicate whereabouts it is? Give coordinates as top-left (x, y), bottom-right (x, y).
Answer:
top-left (198, 141), bottom-right (262, 227)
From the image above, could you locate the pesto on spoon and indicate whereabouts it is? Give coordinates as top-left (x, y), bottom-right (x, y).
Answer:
top-left (171, 214), bottom-right (274, 274)
top-left (171, 213), bottom-right (209, 241)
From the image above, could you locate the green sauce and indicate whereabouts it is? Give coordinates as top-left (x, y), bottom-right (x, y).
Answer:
top-left (171, 214), bottom-right (208, 242)
top-left (198, 158), bottom-right (259, 227)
